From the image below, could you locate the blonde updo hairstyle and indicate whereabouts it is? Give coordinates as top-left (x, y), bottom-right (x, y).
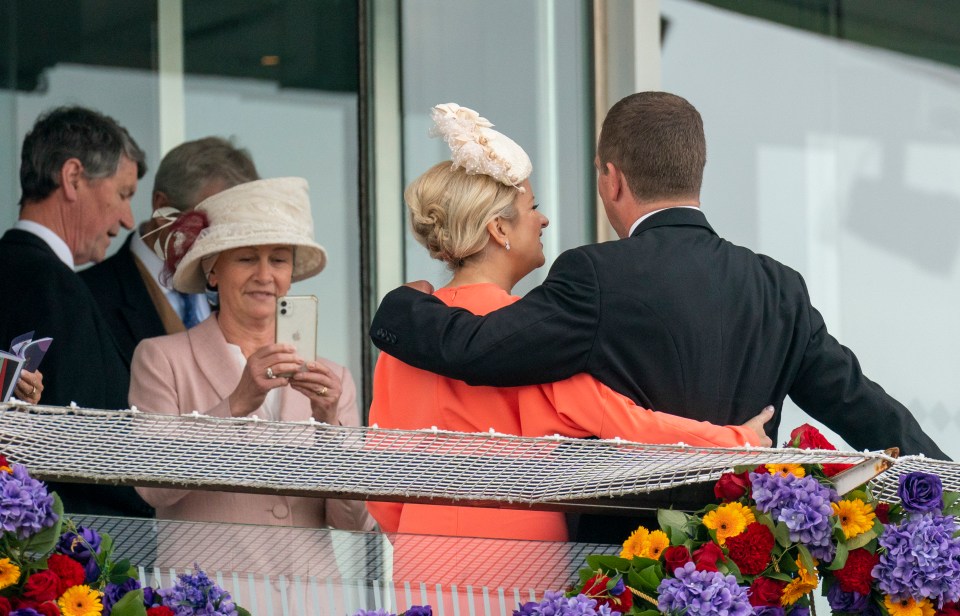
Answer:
top-left (405, 161), bottom-right (520, 269)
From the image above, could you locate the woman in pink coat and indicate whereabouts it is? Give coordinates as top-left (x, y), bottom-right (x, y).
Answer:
top-left (129, 177), bottom-right (374, 533)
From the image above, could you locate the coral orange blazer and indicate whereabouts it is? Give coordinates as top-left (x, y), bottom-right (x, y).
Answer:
top-left (367, 283), bottom-right (760, 541)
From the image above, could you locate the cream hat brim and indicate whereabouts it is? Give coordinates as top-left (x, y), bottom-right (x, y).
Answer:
top-left (170, 177), bottom-right (327, 294)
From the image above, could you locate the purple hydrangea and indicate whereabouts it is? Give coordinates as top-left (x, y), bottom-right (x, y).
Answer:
top-left (103, 576), bottom-right (142, 614)
top-left (750, 471), bottom-right (838, 561)
top-left (0, 464), bottom-right (57, 539)
top-left (56, 525), bottom-right (103, 583)
top-left (657, 562), bottom-right (752, 616)
top-left (788, 607), bottom-right (811, 616)
top-left (352, 610), bottom-right (395, 616)
top-left (9, 610), bottom-right (43, 616)
top-left (158, 564), bottom-right (238, 616)
top-left (403, 607), bottom-right (432, 616)
top-left (513, 591), bottom-right (620, 616)
top-left (872, 513), bottom-right (960, 605)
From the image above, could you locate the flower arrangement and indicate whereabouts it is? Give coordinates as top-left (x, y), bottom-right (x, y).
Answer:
top-left (550, 425), bottom-right (960, 616)
top-left (0, 455), bottom-right (250, 616)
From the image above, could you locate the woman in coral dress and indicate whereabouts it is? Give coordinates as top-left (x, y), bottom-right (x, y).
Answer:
top-left (367, 104), bottom-right (773, 543)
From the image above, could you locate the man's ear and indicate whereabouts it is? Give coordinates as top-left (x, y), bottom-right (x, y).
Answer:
top-left (60, 158), bottom-right (84, 202)
top-left (152, 191), bottom-right (169, 211)
top-left (605, 161), bottom-right (623, 202)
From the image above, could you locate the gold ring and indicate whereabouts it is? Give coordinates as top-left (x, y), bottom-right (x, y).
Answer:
top-left (320, 386), bottom-right (328, 396)
top-left (29, 385), bottom-right (37, 396)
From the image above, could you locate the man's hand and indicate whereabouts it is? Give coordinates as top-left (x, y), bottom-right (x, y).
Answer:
top-left (741, 406), bottom-right (775, 447)
top-left (403, 280), bottom-right (434, 294)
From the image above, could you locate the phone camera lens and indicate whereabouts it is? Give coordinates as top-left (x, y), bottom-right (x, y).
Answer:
top-left (281, 301), bottom-right (288, 307)
top-left (280, 308), bottom-right (287, 315)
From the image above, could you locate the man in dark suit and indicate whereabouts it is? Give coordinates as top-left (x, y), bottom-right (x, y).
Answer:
top-left (370, 92), bottom-right (947, 542)
top-left (81, 137), bottom-right (259, 364)
top-left (0, 106), bottom-right (154, 517)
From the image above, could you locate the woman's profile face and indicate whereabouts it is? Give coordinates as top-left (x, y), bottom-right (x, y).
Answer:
top-left (209, 244), bottom-right (294, 322)
top-left (501, 179), bottom-right (549, 277)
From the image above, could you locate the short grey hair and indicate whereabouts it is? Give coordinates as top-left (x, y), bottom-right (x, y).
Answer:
top-left (19, 106), bottom-right (147, 205)
top-left (153, 136), bottom-right (259, 211)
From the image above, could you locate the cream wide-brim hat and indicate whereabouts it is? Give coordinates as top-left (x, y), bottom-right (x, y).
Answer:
top-left (171, 177), bottom-right (327, 294)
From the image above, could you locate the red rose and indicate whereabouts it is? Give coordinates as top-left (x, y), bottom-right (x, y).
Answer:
top-left (834, 548), bottom-right (880, 595)
top-left (715, 471), bottom-right (752, 502)
top-left (32, 601), bottom-right (61, 616)
top-left (788, 424), bottom-right (851, 475)
top-left (663, 545), bottom-right (693, 574)
top-left (580, 573), bottom-right (633, 612)
top-left (23, 570), bottom-right (60, 603)
top-left (0, 596), bottom-right (10, 616)
top-left (46, 554), bottom-right (86, 596)
top-left (692, 542), bottom-right (726, 572)
top-left (147, 607), bottom-right (176, 616)
top-left (789, 424), bottom-right (834, 449)
top-left (749, 576), bottom-right (787, 607)
top-left (875, 503), bottom-right (891, 524)
top-left (754, 464), bottom-right (768, 475)
top-left (725, 522), bottom-right (774, 575)
top-left (938, 602), bottom-right (960, 616)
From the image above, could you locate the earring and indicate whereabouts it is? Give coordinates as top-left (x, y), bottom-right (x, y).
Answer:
top-left (505, 241), bottom-right (511, 251)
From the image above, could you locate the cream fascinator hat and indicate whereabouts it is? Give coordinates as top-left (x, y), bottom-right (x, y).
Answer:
top-left (167, 177), bottom-right (327, 293)
top-left (430, 103), bottom-right (532, 191)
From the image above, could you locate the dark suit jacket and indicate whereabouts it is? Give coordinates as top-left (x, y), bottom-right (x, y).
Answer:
top-left (0, 229), bottom-right (154, 518)
top-left (370, 208), bottom-right (946, 539)
top-left (80, 234), bottom-right (167, 365)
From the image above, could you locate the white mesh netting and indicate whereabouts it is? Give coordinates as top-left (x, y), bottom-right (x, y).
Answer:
top-left (2, 402), bottom-right (955, 505)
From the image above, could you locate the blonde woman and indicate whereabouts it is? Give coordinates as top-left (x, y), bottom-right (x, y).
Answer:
top-left (367, 104), bottom-right (773, 542)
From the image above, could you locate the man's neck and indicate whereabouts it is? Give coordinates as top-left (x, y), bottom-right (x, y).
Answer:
top-left (624, 200), bottom-right (701, 238)
top-left (17, 200), bottom-right (77, 268)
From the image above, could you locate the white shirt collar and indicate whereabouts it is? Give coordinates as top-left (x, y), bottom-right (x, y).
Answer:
top-left (627, 205), bottom-right (701, 238)
top-left (13, 220), bottom-right (75, 269)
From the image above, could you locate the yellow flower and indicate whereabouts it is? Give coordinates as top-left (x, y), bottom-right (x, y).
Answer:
top-left (832, 499), bottom-right (876, 539)
top-left (702, 502), bottom-right (755, 545)
top-left (0, 557), bottom-right (20, 590)
top-left (645, 530), bottom-right (670, 559)
top-left (619, 526), bottom-right (669, 559)
top-left (884, 595), bottom-right (935, 616)
top-left (620, 525), bottom-right (650, 559)
top-left (767, 463), bottom-right (805, 478)
top-left (780, 556), bottom-right (818, 606)
top-left (58, 585), bottom-right (103, 616)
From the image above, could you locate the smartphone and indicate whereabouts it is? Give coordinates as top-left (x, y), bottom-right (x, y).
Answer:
top-left (275, 295), bottom-right (318, 375)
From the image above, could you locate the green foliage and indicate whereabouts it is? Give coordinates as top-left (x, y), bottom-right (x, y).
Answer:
top-left (109, 589), bottom-right (148, 616)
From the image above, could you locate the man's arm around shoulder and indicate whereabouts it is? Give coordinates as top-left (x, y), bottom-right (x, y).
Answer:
top-left (369, 248), bottom-right (603, 387)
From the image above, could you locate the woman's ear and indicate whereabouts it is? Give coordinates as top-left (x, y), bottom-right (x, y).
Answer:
top-left (485, 217), bottom-right (509, 249)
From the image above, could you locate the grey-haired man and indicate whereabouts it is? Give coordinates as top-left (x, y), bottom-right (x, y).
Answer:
top-left (0, 105), bottom-right (153, 517)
